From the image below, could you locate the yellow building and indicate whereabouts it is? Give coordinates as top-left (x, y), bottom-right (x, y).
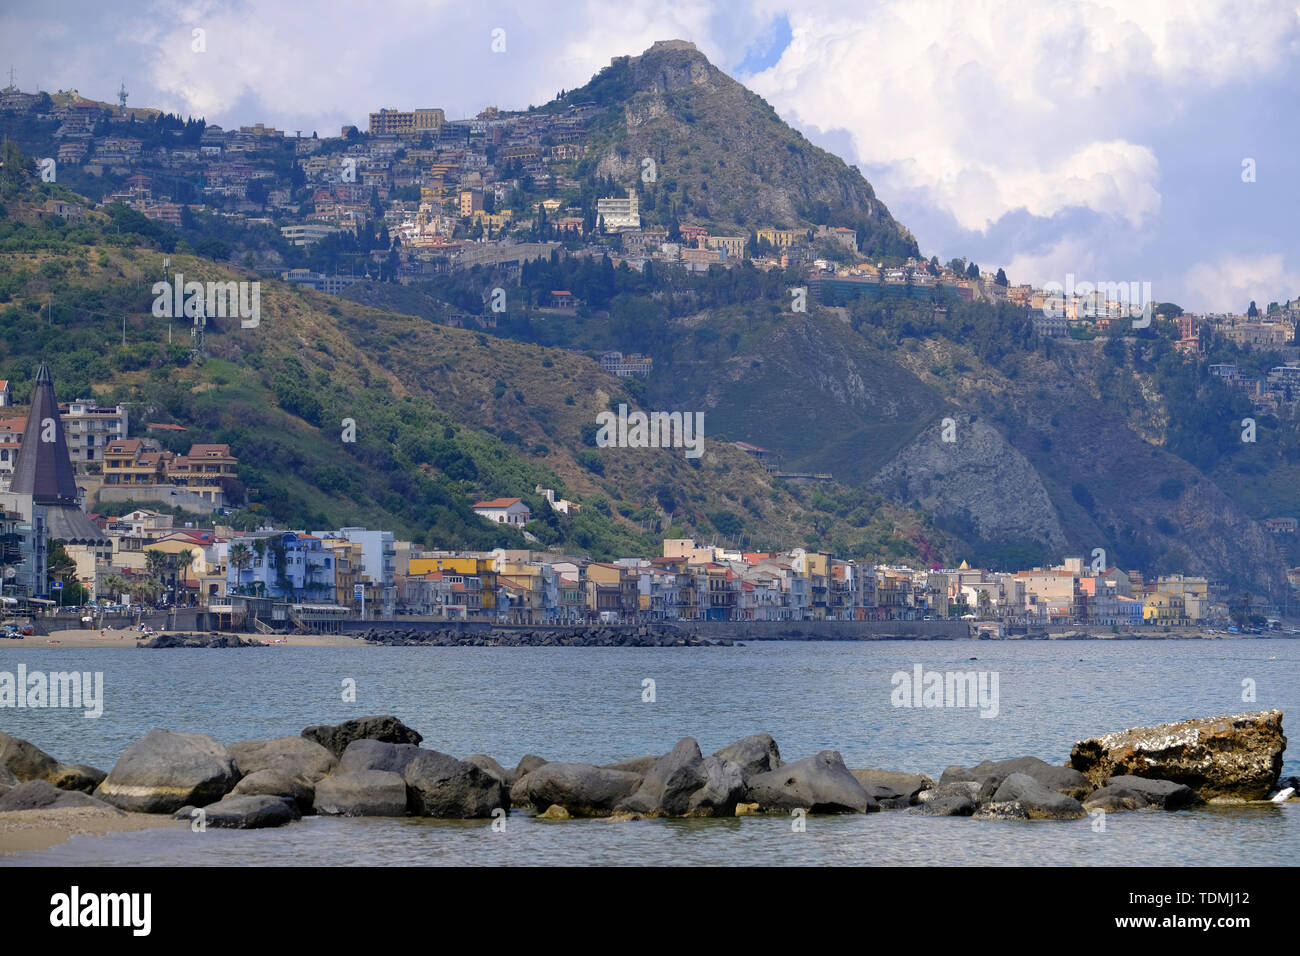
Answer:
top-left (756, 228), bottom-right (805, 248)
top-left (1143, 592), bottom-right (1190, 625)
top-left (1156, 574), bottom-right (1208, 601)
top-left (368, 107), bottom-right (445, 136)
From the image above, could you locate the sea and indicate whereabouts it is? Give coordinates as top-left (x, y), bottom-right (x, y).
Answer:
top-left (1, 639), bottom-right (1297, 866)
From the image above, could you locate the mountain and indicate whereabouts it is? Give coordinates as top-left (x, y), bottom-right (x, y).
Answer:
top-left (562, 40), bottom-right (919, 258)
top-left (1, 42), bottom-right (1294, 594)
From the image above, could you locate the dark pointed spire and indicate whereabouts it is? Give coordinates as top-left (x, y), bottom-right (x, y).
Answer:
top-left (11, 361), bottom-right (80, 505)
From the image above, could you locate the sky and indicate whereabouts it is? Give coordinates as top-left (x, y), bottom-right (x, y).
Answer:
top-left (3, 0), bottom-right (1298, 313)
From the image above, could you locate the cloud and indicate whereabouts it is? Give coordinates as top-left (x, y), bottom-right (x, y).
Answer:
top-left (1183, 254), bottom-right (1300, 313)
top-left (745, 0), bottom-right (1299, 231)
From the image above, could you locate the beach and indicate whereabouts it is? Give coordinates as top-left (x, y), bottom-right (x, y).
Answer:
top-left (0, 807), bottom-right (185, 855)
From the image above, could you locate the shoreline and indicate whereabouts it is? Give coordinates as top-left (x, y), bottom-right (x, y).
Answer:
top-left (0, 807), bottom-right (186, 855)
top-left (1, 627), bottom-right (1295, 649)
top-left (3, 629), bottom-right (363, 649)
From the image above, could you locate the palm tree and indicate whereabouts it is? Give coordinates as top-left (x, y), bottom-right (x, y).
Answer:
top-left (173, 549), bottom-right (195, 607)
top-left (101, 574), bottom-right (131, 604)
top-left (145, 549), bottom-right (168, 603)
top-left (229, 542), bottom-right (251, 594)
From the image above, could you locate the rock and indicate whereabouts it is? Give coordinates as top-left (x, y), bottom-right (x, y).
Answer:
top-left (734, 802), bottom-right (760, 816)
top-left (602, 755), bottom-right (661, 775)
top-left (941, 756), bottom-right (1091, 799)
top-left (232, 769), bottom-right (315, 813)
top-left (515, 754), bottom-right (548, 777)
top-left (618, 738), bottom-right (710, 816)
top-left (0, 731), bottom-right (105, 794)
top-left (338, 739), bottom-right (423, 775)
top-left (229, 736), bottom-right (337, 782)
top-left (0, 763), bottom-right (17, 796)
top-left (973, 800), bottom-right (1031, 821)
top-left (688, 756), bottom-right (747, 817)
top-left (0, 779), bottom-right (123, 813)
top-left (95, 729), bottom-right (237, 813)
top-left (990, 773), bottom-right (1087, 819)
top-left (403, 750), bottom-right (506, 818)
top-left (714, 733), bottom-right (782, 781)
top-left (210, 791), bottom-right (302, 826)
top-left (509, 772), bottom-right (533, 807)
top-left (522, 763), bottom-right (643, 817)
top-left (537, 804), bottom-right (570, 820)
top-left (1082, 786), bottom-right (1152, 813)
top-left (746, 751), bottom-right (877, 813)
top-left (50, 764), bottom-right (107, 793)
top-left (301, 716), bottom-right (423, 759)
top-left (466, 754), bottom-right (516, 787)
top-left (602, 811), bottom-right (643, 822)
top-left (850, 769), bottom-right (936, 808)
top-left (1103, 775), bottom-right (1203, 810)
top-left (313, 770), bottom-right (408, 817)
top-left (202, 794), bottom-right (301, 829)
top-left (1068, 710), bottom-right (1286, 800)
top-left (914, 785), bottom-right (977, 816)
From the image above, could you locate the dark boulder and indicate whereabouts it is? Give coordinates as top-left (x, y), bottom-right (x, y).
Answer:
top-left (313, 770), bottom-right (408, 817)
top-left (232, 769), bottom-right (315, 813)
top-left (228, 736), bottom-right (337, 782)
top-left (602, 755), bottom-right (661, 775)
top-left (850, 769), bottom-right (935, 808)
top-left (687, 756), bottom-right (746, 817)
top-left (201, 794), bottom-right (301, 829)
top-left (466, 754), bottom-right (516, 788)
top-left (338, 739), bottom-right (423, 775)
top-left (515, 754), bottom-right (548, 777)
top-left (746, 751), bottom-right (877, 813)
top-left (1082, 786), bottom-right (1152, 813)
top-left (714, 733), bottom-right (782, 781)
top-left (0, 731), bottom-right (105, 794)
top-left (301, 716), bottom-right (423, 759)
top-left (95, 729), bottom-right (237, 813)
top-left (1103, 775), bottom-right (1203, 810)
top-left (0, 779), bottom-right (122, 813)
top-left (915, 784), bottom-right (977, 816)
top-left (403, 750), bottom-right (507, 818)
top-left (941, 756), bottom-right (1091, 800)
top-left (618, 738), bottom-right (710, 816)
top-left (521, 763), bottom-right (643, 817)
top-left (990, 773), bottom-right (1087, 819)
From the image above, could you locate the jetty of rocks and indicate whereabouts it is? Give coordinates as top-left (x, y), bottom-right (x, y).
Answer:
top-left (0, 711), bottom-right (1289, 829)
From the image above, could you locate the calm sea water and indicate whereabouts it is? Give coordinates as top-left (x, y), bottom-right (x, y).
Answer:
top-left (2, 639), bottom-right (1297, 866)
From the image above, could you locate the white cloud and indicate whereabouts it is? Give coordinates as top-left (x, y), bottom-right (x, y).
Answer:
top-left (745, 0), bottom-right (1299, 231)
top-left (1183, 254), bottom-right (1300, 313)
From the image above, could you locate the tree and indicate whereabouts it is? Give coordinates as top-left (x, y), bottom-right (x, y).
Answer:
top-left (229, 542), bottom-right (251, 593)
top-left (145, 549), bottom-right (168, 599)
top-left (173, 548), bottom-right (195, 606)
top-left (966, 262), bottom-right (980, 280)
top-left (1247, 300), bottom-right (1259, 318)
top-left (994, 267), bottom-right (1008, 287)
top-left (46, 539), bottom-right (84, 604)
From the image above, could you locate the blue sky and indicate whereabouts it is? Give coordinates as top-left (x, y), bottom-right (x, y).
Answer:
top-left (3, 0), bottom-right (1297, 312)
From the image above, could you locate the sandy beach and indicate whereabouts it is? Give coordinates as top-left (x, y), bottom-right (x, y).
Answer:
top-left (0, 806), bottom-right (186, 855)
top-left (4, 628), bottom-right (364, 649)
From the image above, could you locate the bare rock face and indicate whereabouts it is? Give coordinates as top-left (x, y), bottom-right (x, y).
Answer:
top-left (1068, 711), bottom-right (1286, 801)
top-left (871, 417), bottom-right (1068, 552)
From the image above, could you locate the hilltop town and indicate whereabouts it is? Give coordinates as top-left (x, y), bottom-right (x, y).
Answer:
top-left (2, 44), bottom-right (1299, 615)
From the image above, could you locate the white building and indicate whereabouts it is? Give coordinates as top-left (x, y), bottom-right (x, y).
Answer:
top-left (472, 497), bottom-right (531, 526)
top-left (596, 189), bottom-right (640, 231)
